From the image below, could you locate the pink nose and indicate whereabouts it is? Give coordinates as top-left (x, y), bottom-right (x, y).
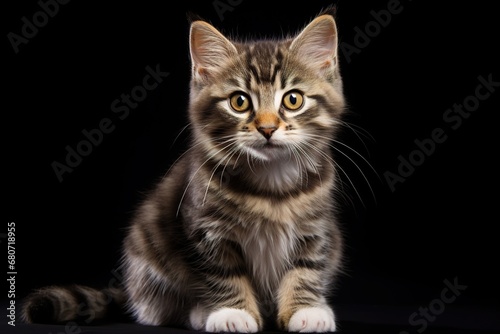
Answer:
top-left (258, 126), bottom-right (277, 140)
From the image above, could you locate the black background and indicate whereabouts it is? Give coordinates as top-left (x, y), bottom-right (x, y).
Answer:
top-left (3, 0), bottom-right (499, 333)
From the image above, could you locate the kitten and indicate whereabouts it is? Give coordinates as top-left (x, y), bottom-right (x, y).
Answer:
top-left (22, 11), bottom-right (345, 332)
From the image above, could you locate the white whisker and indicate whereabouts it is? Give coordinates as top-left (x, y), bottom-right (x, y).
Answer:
top-left (291, 142), bottom-right (316, 187)
top-left (219, 146), bottom-right (242, 188)
top-left (169, 122), bottom-right (192, 150)
top-left (332, 140), bottom-right (379, 180)
top-left (300, 133), bottom-right (378, 206)
top-left (162, 132), bottom-right (237, 181)
top-left (202, 144), bottom-right (239, 206)
top-left (304, 133), bottom-right (378, 177)
top-left (176, 138), bottom-right (238, 217)
top-left (246, 151), bottom-right (257, 175)
top-left (301, 140), bottom-right (357, 207)
top-left (336, 119), bottom-right (376, 155)
top-left (288, 144), bottom-right (306, 187)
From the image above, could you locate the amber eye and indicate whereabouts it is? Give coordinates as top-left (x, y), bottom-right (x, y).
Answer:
top-left (282, 91), bottom-right (304, 111)
top-left (229, 92), bottom-right (251, 112)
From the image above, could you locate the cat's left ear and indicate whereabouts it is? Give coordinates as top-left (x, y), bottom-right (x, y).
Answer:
top-left (290, 14), bottom-right (339, 75)
top-left (190, 20), bottom-right (237, 83)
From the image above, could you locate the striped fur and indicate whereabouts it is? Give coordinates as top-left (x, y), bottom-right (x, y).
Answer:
top-left (23, 12), bottom-right (345, 332)
top-left (21, 285), bottom-right (125, 324)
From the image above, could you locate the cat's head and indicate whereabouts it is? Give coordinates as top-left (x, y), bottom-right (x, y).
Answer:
top-left (188, 13), bottom-right (345, 164)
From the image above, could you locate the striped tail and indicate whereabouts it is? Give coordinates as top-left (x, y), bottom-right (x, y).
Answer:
top-left (22, 285), bottom-right (126, 324)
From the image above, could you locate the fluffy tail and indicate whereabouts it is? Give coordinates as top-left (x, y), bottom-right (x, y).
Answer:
top-left (22, 285), bottom-right (126, 324)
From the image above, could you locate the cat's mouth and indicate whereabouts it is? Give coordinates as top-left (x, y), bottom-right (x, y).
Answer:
top-left (262, 142), bottom-right (282, 149)
top-left (243, 141), bottom-right (288, 161)
top-left (252, 140), bottom-right (286, 150)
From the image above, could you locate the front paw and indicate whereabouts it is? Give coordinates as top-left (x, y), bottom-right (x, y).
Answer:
top-left (288, 306), bottom-right (336, 332)
top-left (206, 308), bottom-right (259, 333)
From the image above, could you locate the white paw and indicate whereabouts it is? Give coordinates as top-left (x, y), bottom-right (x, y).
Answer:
top-left (206, 308), bottom-right (259, 333)
top-left (288, 307), bottom-right (336, 332)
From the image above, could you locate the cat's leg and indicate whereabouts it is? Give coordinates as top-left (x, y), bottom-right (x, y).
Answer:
top-left (124, 254), bottom-right (190, 327)
top-left (195, 275), bottom-right (263, 332)
top-left (184, 229), bottom-right (264, 332)
top-left (189, 303), bottom-right (208, 330)
top-left (189, 303), bottom-right (260, 332)
top-left (277, 268), bottom-right (336, 332)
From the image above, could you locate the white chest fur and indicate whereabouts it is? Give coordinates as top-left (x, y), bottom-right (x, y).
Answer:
top-left (239, 221), bottom-right (298, 298)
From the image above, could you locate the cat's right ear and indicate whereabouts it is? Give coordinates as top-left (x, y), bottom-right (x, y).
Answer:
top-left (189, 21), bottom-right (237, 83)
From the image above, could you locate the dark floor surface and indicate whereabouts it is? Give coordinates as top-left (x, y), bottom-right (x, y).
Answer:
top-left (2, 301), bottom-right (499, 334)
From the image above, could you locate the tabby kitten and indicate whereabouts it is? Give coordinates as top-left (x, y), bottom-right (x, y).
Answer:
top-left (23, 12), bottom-right (345, 332)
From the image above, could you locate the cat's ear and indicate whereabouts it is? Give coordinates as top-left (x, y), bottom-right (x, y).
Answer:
top-left (290, 15), bottom-right (339, 75)
top-left (190, 21), bottom-right (237, 83)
